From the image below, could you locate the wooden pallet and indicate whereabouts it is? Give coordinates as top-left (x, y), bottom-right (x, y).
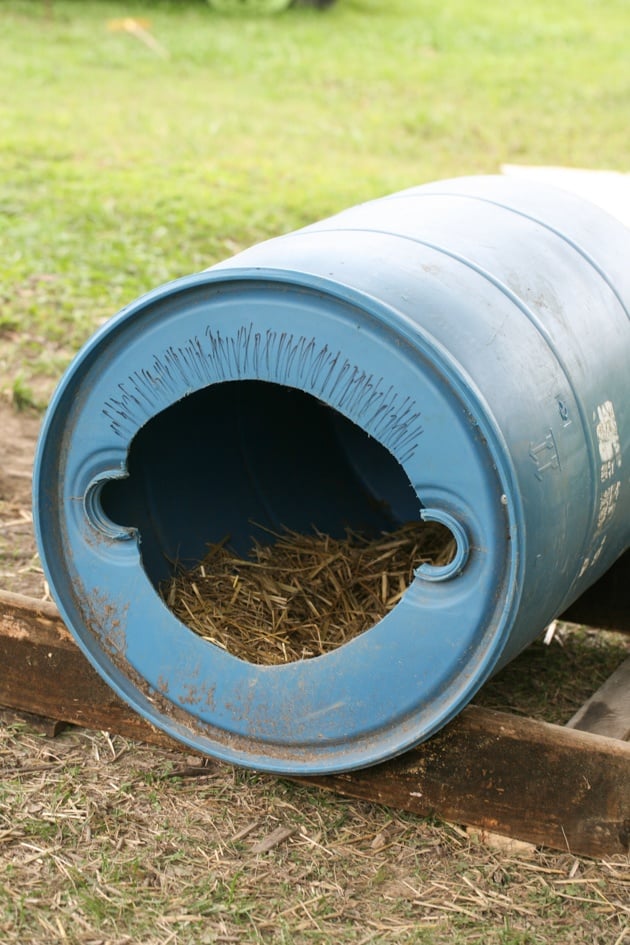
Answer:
top-left (1, 587), bottom-right (628, 859)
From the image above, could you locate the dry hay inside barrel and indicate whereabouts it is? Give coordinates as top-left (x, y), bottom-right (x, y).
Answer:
top-left (161, 521), bottom-right (455, 665)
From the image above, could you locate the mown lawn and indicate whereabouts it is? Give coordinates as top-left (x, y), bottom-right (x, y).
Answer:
top-left (1, 0), bottom-right (628, 400)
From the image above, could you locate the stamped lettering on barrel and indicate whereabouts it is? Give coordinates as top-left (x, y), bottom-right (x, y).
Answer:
top-left (529, 429), bottom-right (561, 481)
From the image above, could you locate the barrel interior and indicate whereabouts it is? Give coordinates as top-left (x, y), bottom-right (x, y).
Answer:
top-left (101, 380), bottom-right (427, 574)
top-left (100, 380), bottom-right (455, 660)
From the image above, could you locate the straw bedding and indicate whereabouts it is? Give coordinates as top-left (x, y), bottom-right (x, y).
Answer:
top-left (162, 521), bottom-right (455, 665)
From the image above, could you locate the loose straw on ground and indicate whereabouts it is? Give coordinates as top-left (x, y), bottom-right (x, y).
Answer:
top-left (162, 521), bottom-right (455, 665)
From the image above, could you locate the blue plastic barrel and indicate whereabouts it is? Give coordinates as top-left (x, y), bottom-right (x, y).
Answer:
top-left (33, 176), bottom-right (630, 774)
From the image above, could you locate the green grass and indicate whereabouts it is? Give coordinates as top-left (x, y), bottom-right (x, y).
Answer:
top-left (0, 0), bottom-right (628, 397)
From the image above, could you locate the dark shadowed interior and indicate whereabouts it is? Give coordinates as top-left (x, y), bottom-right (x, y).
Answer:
top-left (100, 381), bottom-right (422, 587)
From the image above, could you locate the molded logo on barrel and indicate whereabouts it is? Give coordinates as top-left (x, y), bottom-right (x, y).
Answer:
top-left (101, 324), bottom-right (425, 463)
top-left (529, 429), bottom-right (561, 481)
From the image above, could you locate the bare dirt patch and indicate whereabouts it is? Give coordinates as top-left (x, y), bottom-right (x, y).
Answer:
top-left (0, 401), bottom-right (45, 598)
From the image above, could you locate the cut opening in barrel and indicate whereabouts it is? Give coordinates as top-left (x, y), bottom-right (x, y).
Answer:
top-left (100, 380), bottom-right (457, 663)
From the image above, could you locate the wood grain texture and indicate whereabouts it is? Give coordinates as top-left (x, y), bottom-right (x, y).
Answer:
top-left (0, 589), bottom-right (174, 747)
top-left (1, 589), bottom-right (629, 857)
top-left (300, 708), bottom-right (630, 858)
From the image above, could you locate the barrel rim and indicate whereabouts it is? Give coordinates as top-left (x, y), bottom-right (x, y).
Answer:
top-left (33, 266), bottom-right (525, 774)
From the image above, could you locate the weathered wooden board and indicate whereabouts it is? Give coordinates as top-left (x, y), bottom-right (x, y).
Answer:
top-left (0, 590), bottom-right (173, 748)
top-left (1, 589), bottom-right (629, 858)
top-left (302, 710), bottom-right (630, 859)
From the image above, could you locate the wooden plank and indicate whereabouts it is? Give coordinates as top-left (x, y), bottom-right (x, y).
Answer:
top-left (301, 710), bottom-right (630, 859)
top-left (0, 589), bottom-right (174, 748)
top-left (566, 656), bottom-right (630, 741)
top-left (1, 588), bottom-right (629, 858)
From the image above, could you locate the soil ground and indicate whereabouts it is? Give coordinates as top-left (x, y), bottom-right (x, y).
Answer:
top-left (0, 402), bottom-right (45, 598)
